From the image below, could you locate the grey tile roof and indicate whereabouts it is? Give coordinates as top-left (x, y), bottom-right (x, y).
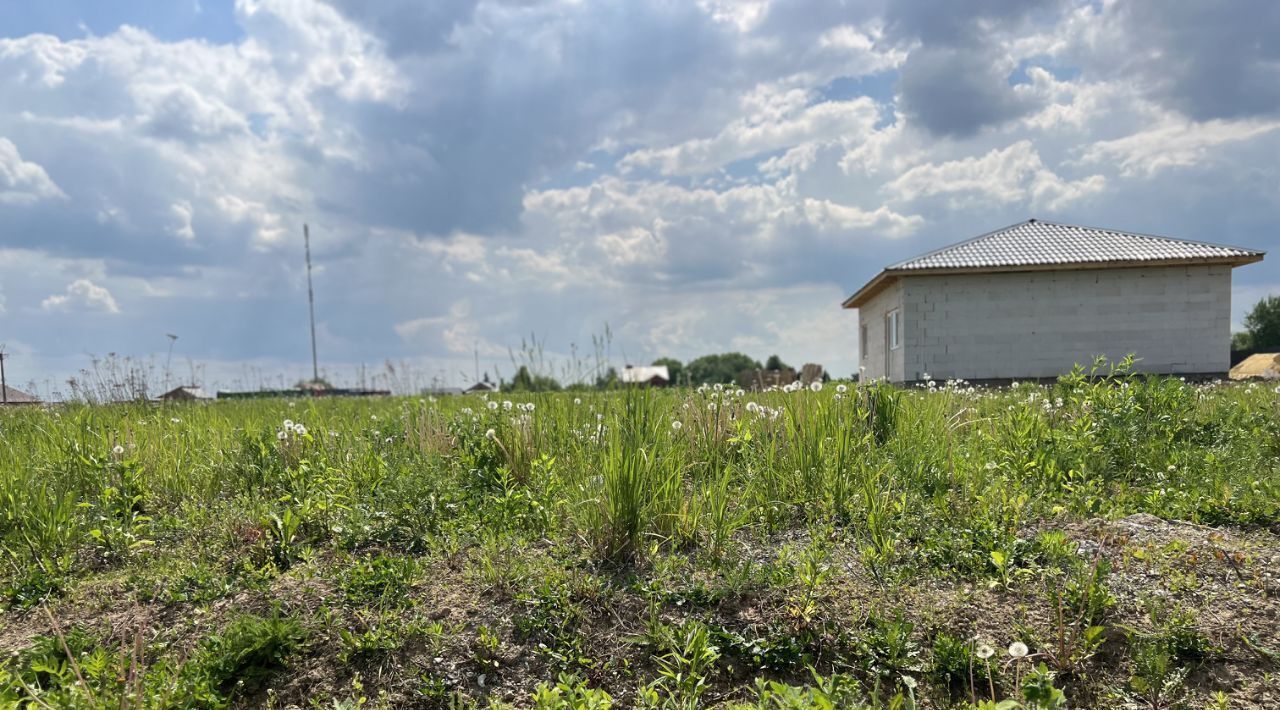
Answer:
top-left (843, 219), bottom-right (1264, 308)
top-left (890, 219), bottom-right (1263, 271)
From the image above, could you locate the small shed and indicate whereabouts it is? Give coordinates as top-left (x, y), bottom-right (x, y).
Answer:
top-left (157, 385), bottom-right (211, 401)
top-left (620, 365), bottom-right (670, 387)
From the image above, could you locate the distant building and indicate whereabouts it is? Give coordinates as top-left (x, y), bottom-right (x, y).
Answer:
top-left (466, 381), bottom-right (500, 394)
top-left (0, 385), bottom-right (40, 405)
top-left (738, 368), bottom-right (796, 390)
top-left (157, 385), bottom-right (211, 401)
top-left (620, 365), bottom-right (670, 387)
top-left (844, 219), bottom-right (1264, 383)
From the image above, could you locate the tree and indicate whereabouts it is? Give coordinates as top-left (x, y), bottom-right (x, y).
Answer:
top-left (651, 357), bottom-right (684, 386)
top-left (685, 352), bottom-right (762, 385)
top-left (595, 366), bottom-right (620, 390)
top-left (764, 354), bottom-right (791, 372)
top-left (1242, 295), bottom-right (1280, 350)
top-left (506, 365), bottom-right (562, 392)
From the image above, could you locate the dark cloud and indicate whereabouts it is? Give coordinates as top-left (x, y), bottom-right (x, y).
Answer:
top-left (886, 0), bottom-right (1065, 136)
top-left (897, 45), bottom-right (1035, 137)
top-left (1097, 0), bottom-right (1280, 120)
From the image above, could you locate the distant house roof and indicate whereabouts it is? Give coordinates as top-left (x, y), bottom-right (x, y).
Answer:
top-left (158, 385), bottom-right (210, 401)
top-left (1, 385), bottom-right (40, 404)
top-left (466, 381), bottom-right (499, 393)
top-left (620, 365), bottom-right (670, 384)
top-left (844, 219), bottom-right (1265, 308)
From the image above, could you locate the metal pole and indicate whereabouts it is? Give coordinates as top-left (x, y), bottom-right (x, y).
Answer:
top-left (304, 224), bottom-right (319, 385)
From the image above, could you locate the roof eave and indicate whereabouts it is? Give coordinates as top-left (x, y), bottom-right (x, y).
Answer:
top-left (843, 253), bottom-right (1264, 309)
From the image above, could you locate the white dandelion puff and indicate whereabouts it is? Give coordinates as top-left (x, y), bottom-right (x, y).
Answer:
top-left (112, 445), bottom-right (125, 456)
top-left (809, 381), bottom-right (823, 392)
top-left (976, 644), bottom-right (994, 659)
top-left (671, 420), bottom-right (683, 431)
top-left (1008, 642), bottom-right (1028, 658)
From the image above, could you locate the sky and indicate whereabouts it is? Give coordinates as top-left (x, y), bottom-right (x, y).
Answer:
top-left (1, 0), bottom-right (1278, 395)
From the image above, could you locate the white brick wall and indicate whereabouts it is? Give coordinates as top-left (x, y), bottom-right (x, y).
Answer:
top-left (855, 281), bottom-right (904, 381)
top-left (899, 265), bottom-right (1233, 381)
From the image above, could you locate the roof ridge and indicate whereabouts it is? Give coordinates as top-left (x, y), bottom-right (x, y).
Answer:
top-left (885, 219), bottom-right (1037, 270)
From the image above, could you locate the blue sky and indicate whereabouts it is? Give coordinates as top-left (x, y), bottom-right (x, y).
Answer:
top-left (1, 0), bottom-right (1278, 395)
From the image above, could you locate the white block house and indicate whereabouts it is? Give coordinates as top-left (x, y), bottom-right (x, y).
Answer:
top-left (843, 220), bottom-right (1264, 383)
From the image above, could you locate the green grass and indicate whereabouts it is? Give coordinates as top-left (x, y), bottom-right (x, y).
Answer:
top-left (2, 363), bottom-right (1280, 706)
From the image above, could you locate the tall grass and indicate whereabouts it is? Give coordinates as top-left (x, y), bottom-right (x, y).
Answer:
top-left (2, 365), bottom-right (1279, 608)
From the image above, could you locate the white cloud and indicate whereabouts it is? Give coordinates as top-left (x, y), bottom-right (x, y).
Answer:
top-left (620, 94), bottom-right (881, 176)
top-left (169, 201), bottom-right (196, 241)
top-left (41, 279), bottom-right (121, 314)
top-left (0, 138), bottom-right (65, 204)
top-left (887, 140), bottom-right (1106, 211)
top-left (1079, 118), bottom-right (1280, 177)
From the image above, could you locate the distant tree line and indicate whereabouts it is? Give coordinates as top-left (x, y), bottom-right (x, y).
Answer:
top-left (501, 352), bottom-right (802, 391)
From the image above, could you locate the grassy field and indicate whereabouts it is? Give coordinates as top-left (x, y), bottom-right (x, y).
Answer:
top-left (2, 364), bottom-right (1279, 708)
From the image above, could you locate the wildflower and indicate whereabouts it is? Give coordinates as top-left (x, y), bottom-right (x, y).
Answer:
top-left (294, 424), bottom-right (307, 436)
top-left (736, 389), bottom-right (745, 397)
top-left (370, 414), bottom-right (378, 420)
top-left (671, 420), bottom-right (683, 431)
top-left (112, 444), bottom-right (125, 455)
top-left (503, 400), bottom-right (514, 411)
top-left (276, 431), bottom-right (287, 441)
top-left (836, 384), bottom-right (847, 393)
top-left (1008, 642), bottom-right (1028, 658)
top-left (574, 398), bottom-right (582, 405)
top-left (485, 428), bottom-right (497, 440)
top-left (526, 402), bottom-right (536, 412)
top-left (976, 644), bottom-right (995, 659)
top-left (809, 381), bottom-right (823, 392)
top-left (488, 401), bottom-right (499, 410)
top-left (746, 401), bottom-right (759, 414)
top-left (170, 417), bottom-right (181, 423)
top-left (283, 419), bottom-right (295, 431)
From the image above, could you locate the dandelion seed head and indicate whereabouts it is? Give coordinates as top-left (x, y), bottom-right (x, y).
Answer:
top-left (976, 644), bottom-right (994, 659)
top-left (112, 444), bottom-right (125, 455)
top-left (836, 384), bottom-right (847, 393)
top-left (671, 420), bottom-right (683, 431)
top-left (1008, 642), bottom-right (1028, 658)
top-left (276, 431), bottom-right (287, 441)
top-left (809, 381), bottom-right (822, 392)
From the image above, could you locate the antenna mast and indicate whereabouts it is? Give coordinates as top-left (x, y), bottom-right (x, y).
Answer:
top-left (304, 224), bottom-right (319, 384)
